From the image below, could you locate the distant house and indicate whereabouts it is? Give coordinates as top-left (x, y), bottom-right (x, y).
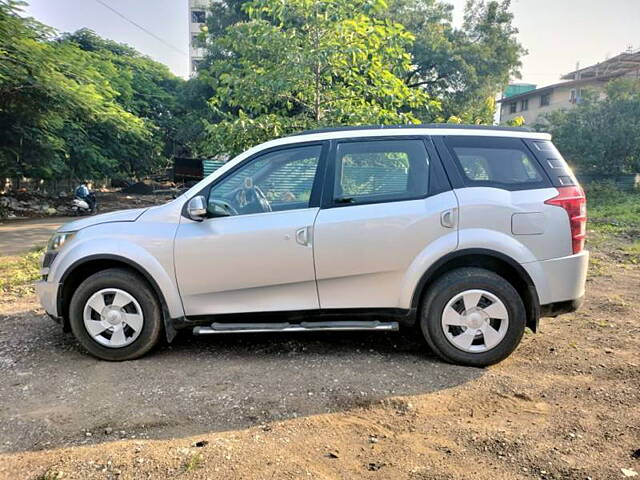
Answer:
top-left (499, 49), bottom-right (640, 125)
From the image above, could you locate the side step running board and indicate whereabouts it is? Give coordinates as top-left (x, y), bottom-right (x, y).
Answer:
top-left (193, 321), bottom-right (399, 335)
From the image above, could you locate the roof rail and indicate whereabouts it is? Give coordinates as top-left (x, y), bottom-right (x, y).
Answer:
top-left (289, 123), bottom-right (532, 137)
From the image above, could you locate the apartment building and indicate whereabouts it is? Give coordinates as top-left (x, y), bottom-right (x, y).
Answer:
top-left (189, 0), bottom-right (211, 76)
top-left (499, 49), bottom-right (640, 125)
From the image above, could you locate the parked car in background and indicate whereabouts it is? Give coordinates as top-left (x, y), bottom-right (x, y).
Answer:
top-left (37, 125), bottom-right (588, 366)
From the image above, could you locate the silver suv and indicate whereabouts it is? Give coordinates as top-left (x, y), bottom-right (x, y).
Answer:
top-left (37, 125), bottom-right (588, 366)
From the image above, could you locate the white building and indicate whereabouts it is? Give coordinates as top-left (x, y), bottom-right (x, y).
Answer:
top-left (189, 0), bottom-right (210, 76)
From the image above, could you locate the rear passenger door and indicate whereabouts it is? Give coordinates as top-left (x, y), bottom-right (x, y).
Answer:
top-left (435, 135), bottom-right (572, 261)
top-left (313, 137), bottom-right (459, 310)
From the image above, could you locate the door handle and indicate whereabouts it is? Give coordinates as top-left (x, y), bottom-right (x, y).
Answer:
top-left (295, 227), bottom-right (311, 246)
top-left (441, 208), bottom-right (458, 229)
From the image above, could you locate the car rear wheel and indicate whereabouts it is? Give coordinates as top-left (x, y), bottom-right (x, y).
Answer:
top-left (69, 268), bottom-right (163, 361)
top-left (420, 268), bottom-right (526, 367)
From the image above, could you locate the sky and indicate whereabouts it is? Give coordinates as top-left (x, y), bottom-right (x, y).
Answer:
top-left (22, 0), bottom-right (640, 87)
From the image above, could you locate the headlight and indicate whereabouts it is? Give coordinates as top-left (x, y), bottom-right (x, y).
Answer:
top-left (47, 232), bottom-right (76, 252)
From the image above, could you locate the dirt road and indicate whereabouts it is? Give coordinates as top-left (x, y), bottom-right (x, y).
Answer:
top-left (0, 234), bottom-right (638, 479)
top-left (0, 217), bottom-right (74, 255)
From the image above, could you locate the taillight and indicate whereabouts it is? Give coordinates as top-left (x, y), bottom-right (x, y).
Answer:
top-left (545, 186), bottom-right (587, 254)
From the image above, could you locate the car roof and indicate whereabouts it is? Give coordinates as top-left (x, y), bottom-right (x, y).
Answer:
top-left (262, 124), bottom-right (552, 151)
top-left (289, 123), bottom-right (534, 136)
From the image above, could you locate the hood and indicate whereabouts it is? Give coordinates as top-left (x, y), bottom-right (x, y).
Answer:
top-left (58, 207), bottom-right (148, 233)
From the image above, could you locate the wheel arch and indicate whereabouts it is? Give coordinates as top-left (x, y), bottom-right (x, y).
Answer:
top-left (410, 249), bottom-right (541, 332)
top-left (58, 254), bottom-right (177, 342)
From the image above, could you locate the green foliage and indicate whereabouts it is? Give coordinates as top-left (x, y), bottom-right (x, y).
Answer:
top-left (0, 2), bottom-right (183, 182)
top-left (192, 0), bottom-right (524, 147)
top-left (504, 115), bottom-right (525, 127)
top-left (200, 0), bottom-right (438, 156)
top-left (388, 0), bottom-right (525, 124)
top-left (1, 0), bottom-right (525, 178)
top-left (0, 248), bottom-right (43, 298)
top-left (537, 79), bottom-right (640, 176)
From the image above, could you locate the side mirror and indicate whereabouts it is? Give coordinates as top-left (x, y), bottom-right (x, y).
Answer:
top-left (187, 196), bottom-right (207, 221)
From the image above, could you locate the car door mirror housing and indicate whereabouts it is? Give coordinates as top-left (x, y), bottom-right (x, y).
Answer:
top-left (187, 196), bottom-right (208, 221)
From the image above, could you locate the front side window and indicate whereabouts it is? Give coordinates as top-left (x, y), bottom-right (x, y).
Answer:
top-left (509, 103), bottom-right (517, 114)
top-left (208, 145), bottom-right (322, 217)
top-left (521, 99), bottom-right (529, 111)
top-left (332, 139), bottom-right (429, 204)
top-left (445, 136), bottom-right (547, 189)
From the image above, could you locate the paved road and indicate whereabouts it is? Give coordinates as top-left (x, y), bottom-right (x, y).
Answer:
top-left (0, 308), bottom-right (483, 453)
top-left (0, 217), bottom-right (74, 255)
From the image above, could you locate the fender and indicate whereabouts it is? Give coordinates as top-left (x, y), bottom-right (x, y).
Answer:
top-left (50, 227), bottom-right (185, 342)
top-left (408, 246), bottom-right (538, 307)
top-left (58, 253), bottom-right (180, 342)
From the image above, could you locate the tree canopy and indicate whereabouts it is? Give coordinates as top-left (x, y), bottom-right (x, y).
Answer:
top-left (193, 0), bottom-right (523, 157)
top-left (200, 0), bottom-right (438, 157)
top-left (1, 0), bottom-right (526, 182)
top-left (389, 0), bottom-right (524, 124)
top-left (0, 1), bottom-right (183, 183)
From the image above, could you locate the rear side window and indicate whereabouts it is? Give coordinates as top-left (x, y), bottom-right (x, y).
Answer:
top-left (444, 136), bottom-right (549, 190)
top-left (529, 140), bottom-right (578, 187)
top-left (332, 139), bottom-right (429, 204)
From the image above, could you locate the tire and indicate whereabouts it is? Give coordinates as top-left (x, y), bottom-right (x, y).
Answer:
top-left (69, 268), bottom-right (163, 361)
top-left (420, 268), bottom-right (526, 367)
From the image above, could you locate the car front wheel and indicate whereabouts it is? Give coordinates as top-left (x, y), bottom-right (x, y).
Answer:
top-left (420, 268), bottom-right (526, 367)
top-left (69, 268), bottom-right (163, 361)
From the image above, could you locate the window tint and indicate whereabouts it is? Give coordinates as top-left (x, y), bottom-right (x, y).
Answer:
top-left (333, 140), bottom-right (429, 204)
top-left (208, 145), bottom-right (321, 216)
top-left (445, 136), bottom-right (547, 188)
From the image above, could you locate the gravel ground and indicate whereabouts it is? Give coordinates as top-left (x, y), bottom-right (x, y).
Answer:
top-left (0, 305), bottom-right (481, 454)
top-left (0, 231), bottom-right (638, 480)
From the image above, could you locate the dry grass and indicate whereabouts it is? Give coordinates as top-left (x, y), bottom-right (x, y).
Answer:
top-left (0, 248), bottom-right (43, 300)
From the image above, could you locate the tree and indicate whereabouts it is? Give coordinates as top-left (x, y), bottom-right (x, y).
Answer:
top-left (0, 2), bottom-right (186, 184)
top-left (537, 79), bottom-right (640, 175)
top-left (199, 0), bottom-right (438, 157)
top-left (196, 0), bottom-right (524, 129)
top-left (58, 29), bottom-right (185, 171)
top-left (387, 0), bottom-right (524, 124)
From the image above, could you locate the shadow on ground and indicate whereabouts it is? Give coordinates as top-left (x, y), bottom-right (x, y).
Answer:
top-left (0, 310), bottom-right (483, 454)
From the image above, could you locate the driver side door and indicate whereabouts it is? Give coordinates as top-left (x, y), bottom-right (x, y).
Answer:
top-left (174, 142), bottom-right (327, 317)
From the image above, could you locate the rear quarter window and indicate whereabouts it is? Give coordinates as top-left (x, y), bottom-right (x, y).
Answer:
top-left (444, 136), bottom-right (550, 190)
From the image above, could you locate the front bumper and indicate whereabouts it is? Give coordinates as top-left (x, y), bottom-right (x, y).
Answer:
top-left (36, 280), bottom-right (60, 319)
